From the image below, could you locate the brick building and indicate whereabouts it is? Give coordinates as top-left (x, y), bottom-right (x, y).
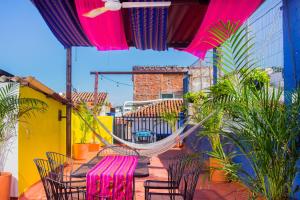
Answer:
top-left (132, 66), bottom-right (213, 101)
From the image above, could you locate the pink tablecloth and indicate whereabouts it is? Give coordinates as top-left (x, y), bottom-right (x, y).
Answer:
top-left (86, 156), bottom-right (138, 200)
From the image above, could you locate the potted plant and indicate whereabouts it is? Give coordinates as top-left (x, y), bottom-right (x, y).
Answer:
top-left (161, 111), bottom-right (183, 148)
top-left (0, 83), bottom-right (46, 199)
top-left (89, 101), bottom-right (106, 152)
top-left (205, 20), bottom-right (300, 199)
top-left (73, 102), bottom-right (91, 160)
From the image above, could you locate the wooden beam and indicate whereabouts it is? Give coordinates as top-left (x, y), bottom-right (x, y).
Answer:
top-left (66, 47), bottom-right (72, 157)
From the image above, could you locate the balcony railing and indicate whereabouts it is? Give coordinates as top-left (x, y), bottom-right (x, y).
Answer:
top-left (113, 116), bottom-right (184, 142)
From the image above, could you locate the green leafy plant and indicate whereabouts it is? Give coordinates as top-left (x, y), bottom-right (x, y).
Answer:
top-left (183, 91), bottom-right (206, 103)
top-left (0, 83), bottom-right (47, 172)
top-left (161, 111), bottom-right (178, 132)
top-left (206, 20), bottom-right (300, 199)
top-left (75, 102), bottom-right (93, 144)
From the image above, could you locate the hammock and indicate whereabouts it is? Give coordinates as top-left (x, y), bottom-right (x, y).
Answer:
top-left (74, 105), bottom-right (213, 157)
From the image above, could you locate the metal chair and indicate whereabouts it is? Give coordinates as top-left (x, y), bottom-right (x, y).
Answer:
top-left (33, 159), bottom-right (55, 199)
top-left (34, 158), bottom-right (87, 199)
top-left (46, 172), bottom-right (86, 200)
top-left (96, 145), bottom-right (140, 157)
top-left (46, 152), bottom-right (74, 180)
top-left (146, 168), bottom-right (201, 200)
top-left (46, 152), bottom-right (86, 188)
top-left (144, 154), bottom-right (202, 197)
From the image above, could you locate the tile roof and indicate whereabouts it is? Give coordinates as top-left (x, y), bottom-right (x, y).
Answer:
top-left (132, 66), bottom-right (208, 73)
top-left (133, 66), bottom-right (187, 73)
top-left (125, 99), bottom-right (183, 117)
top-left (61, 92), bottom-right (107, 105)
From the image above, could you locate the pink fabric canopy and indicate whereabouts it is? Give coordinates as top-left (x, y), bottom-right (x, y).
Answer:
top-left (75, 0), bottom-right (128, 51)
top-left (184, 0), bottom-right (263, 59)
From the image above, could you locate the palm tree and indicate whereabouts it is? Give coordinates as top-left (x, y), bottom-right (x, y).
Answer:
top-left (205, 20), bottom-right (300, 199)
top-left (0, 83), bottom-right (47, 172)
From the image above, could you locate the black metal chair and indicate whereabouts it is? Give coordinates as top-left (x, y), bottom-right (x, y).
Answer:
top-left (46, 152), bottom-right (74, 177)
top-left (34, 159), bottom-right (55, 199)
top-left (46, 152), bottom-right (86, 188)
top-left (34, 158), bottom-right (87, 200)
top-left (46, 172), bottom-right (86, 200)
top-left (144, 154), bottom-right (202, 197)
top-left (96, 145), bottom-right (140, 157)
top-left (146, 168), bottom-right (201, 200)
top-left (144, 156), bottom-right (186, 197)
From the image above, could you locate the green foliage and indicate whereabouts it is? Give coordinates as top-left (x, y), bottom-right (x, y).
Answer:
top-left (75, 102), bottom-right (93, 144)
top-left (0, 83), bottom-right (47, 142)
top-left (0, 83), bottom-right (47, 171)
top-left (183, 91), bottom-right (206, 103)
top-left (242, 68), bottom-right (270, 90)
top-left (74, 100), bottom-right (105, 144)
top-left (161, 111), bottom-right (178, 132)
top-left (208, 144), bottom-right (240, 182)
top-left (205, 20), bottom-right (299, 199)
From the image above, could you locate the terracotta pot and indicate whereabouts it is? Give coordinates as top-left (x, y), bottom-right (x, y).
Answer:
top-left (209, 157), bottom-right (227, 183)
top-left (0, 172), bottom-right (11, 200)
top-left (88, 143), bottom-right (100, 152)
top-left (73, 144), bottom-right (89, 160)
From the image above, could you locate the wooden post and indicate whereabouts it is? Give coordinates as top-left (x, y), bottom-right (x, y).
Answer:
top-left (92, 72), bottom-right (99, 144)
top-left (66, 47), bottom-right (72, 157)
top-left (93, 72), bottom-right (99, 107)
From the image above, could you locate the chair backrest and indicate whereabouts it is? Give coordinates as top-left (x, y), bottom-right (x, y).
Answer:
top-left (179, 169), bottom-right (201, 200)
top-left (33, 159), bottom-right (54, 200)
top-left (97, 145), bottom-right (140, 157)
top-left (167, 158), bottom-right (186, 187)
top-left (46, 152), bottom-right (73, 180)
top-left (46, 173), bottom-right (86, 200)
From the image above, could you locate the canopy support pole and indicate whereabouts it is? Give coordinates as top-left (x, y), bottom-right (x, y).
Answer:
top-left (93, 72), bottom-right (99, 106)
top-left (66, 47), bottom-right (72, 156)
top-left (213, 48), bottom-right (218, 85)
top-left (283, 0), bottom-right (300, 102)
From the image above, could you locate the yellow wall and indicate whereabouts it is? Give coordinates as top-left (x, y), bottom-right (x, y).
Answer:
top-left (72, 113), bottom-right (113, 146)
top-left (18, 86), bottom-right (66, 195)
top-left (18, 86), bottom-right (113, 196)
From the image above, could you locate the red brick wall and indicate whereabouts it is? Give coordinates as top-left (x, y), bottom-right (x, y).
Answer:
top-left (133, 74), bottom-right (184, 101)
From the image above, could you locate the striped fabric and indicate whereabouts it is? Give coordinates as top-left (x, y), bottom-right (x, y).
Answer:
top-left (31, 0), bottom-right (91, 47)
top-left (129, 0), bottom-right (168, 51)
top-left (75, 0), bottom-right (129, 51)
top-left (86, 156), bottom-right (138, 200)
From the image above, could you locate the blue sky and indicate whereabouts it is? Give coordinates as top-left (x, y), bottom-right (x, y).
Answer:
top-left (0, 0), bottom-right (198, 105)
top-left (0, 1), bottom-right (280, 105)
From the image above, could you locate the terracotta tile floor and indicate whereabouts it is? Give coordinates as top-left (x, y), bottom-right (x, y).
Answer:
top-left (20, 148), bottom-right (251, 200)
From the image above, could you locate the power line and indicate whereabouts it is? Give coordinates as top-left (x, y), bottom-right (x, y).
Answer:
top-left (100, 74), bottom-right (133, 87)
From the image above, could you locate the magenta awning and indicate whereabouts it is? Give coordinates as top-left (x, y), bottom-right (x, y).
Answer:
top-left (185, 0), bottom-right (263, 59)
top-left (75, 0), bottom-right (128, 51)
top-left (31, 0), bottom-right (263, 59)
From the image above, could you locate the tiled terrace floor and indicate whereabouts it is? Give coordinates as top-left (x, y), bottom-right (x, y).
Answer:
top-left (20, 147), bottom-right (251, 200)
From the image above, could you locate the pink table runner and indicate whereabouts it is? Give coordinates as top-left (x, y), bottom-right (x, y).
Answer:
top-left (86, 156), bottom-right (138, 200)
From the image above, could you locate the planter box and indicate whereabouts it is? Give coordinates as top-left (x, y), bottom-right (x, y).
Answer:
top-left (73, 144), bottom-right (89, 160)
top-left (88, 143), bottom-right (100, 152)
top-left (209, 157), bottom-right (227, 183)
top-left (0, 172), bottom-right (11, 200)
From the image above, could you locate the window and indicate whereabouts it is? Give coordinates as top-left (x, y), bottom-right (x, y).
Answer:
top-left (160, 93), bottom-right (174, 99)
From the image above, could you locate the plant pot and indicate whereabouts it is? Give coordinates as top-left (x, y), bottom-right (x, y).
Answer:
top-left (0, 172), bottom-right (11, 200)
top-left (73, 144), bottom-right (89, 160)
top-left (88, 143), bottom-right (100, 152)
top-left (209, 157), bottom-right (227, 183)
